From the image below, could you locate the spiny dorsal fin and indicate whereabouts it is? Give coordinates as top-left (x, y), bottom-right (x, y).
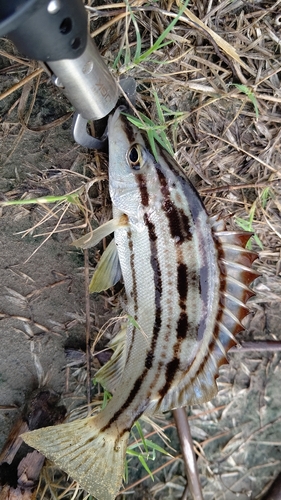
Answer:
top-left (157, 219), bottom-right (259, 411)
top-left (211, 221), bottom-right (259, 365)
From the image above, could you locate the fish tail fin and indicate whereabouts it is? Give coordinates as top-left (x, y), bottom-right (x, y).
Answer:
top-left (22, 416), bottom-right (129, 500)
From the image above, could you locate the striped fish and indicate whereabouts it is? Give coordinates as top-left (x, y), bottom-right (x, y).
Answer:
top-left (22, 107), bottom-right (258, 500)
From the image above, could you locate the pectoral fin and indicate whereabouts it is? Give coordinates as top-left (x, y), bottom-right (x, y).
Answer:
top-left (89, 239), bottom-right (122, 292)
top-left (72, 215), bottom-right (128, 249)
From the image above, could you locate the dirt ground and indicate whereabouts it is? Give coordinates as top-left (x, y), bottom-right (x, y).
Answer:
top-left (0, 86), bottom-right (84, 449)
top-left (1, 1), bottom-right (281, 499)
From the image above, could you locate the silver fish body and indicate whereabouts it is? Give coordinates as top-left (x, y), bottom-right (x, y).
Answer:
top-left (106, 110), bottom-right (221, 417)
top-left (22, 107), bottom-right (258, 500)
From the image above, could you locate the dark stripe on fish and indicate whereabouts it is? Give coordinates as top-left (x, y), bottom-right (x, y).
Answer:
top-left (177, 263), bottom-right (188, 304)
top-left (158, 357), bottom-right (180, 399)
top-left (177, 312), bottom-right (189, 339)
top-left (136, 174), bottom-right (149, 207)
top-left (128, 230), bottom-right (138, 308)
top-left (108, 175), bottom-right (165, 427)
top-left (143, 212), bottom-right (162, 368)
top-left (119, 402), bottom-right (152, 438)
top-left (160, 148), bottom-right (205, 221)
top-left (121, 116), bottom-right (136, 144)
top-left (156, 168), bottom-right (192, 244)
top-left (126, 230), bottom-right (138, 361)
top-left (144, 350), bottom-right (154, 370)
top-left (101, 368), bottom-right (148, 431)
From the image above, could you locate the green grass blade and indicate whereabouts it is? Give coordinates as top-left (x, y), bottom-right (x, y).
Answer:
top-left (231, 83), bottom-right (259, 118)
top-left (125, 0), bottom-right (142, 61)
top-left (235, 217), bottom-right (251, 232)
top-left (248, 200), bottom-right (257, 225)
top-left (154, 91), bottom-right (165, 125)
top-left (260, 187), bottom-right (272, 208)
top-left (127, 314), bottom-right (142, 331)
top-left (134, 420), bottom-right (149, 454)
top-left (253, 233), bottom-right (263, 249)
top-left (143, 439), bottom-right (172, 457)
top-left (147, 129), bottom-right (158, 160)
top-left (124, 112), bottom-right (174, 157)
top-left (126, 449), bottom-right (154, 480)
top-left (235, 207), bottom-right (263, 250)
top-left (135, 0), bottom-right (190, 64)
top-left (137, 455), bottom-right (154, 480)
top-left (123, 459), bottom-right (129, 484)
top-left (100, 389), bottom-right (112, 410)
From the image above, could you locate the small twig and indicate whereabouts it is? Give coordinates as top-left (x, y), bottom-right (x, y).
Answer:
top-left (230, 341), bottom-right (281, 353)
top-left (181, 483), bottom-right (190, 500)
top-left (199, 181), bottom-right (278, 195)
top-left (0, 313), bottom-right (62, 337)
top-left (25, 278), bottom-right (71, 300)
top-left (173, 408), bottom-right (203, 500)
top-left (120, 455), bottom-right (180, 494)
top-left (0, 67), bottom-right (43, 102)
top-left (260, 472), bottom-right (281, 500)
top-left (0, 405), bottom-right (18, 410)
top-left (84, 249), bottom-right (92, 413)
top-left (22, 203), bottom-right (71, 263)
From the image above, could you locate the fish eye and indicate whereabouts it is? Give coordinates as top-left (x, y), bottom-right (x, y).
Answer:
top-left (127, 144), bottom-right (142, 171)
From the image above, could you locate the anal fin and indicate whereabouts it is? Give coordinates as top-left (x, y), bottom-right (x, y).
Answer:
top-left (95, 326), bottom-right (127, 393)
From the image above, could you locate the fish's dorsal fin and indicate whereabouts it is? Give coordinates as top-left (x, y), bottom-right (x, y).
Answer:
top-left (212, 227), bottom-right (259, 355)
top-left (157, 221), bottom-right (259, 412)
top-left (89, 239), bottom-right (122, 292)
top-left (72, 215), bottom-right (128, 249)
top-left (95, 326), bottom-right (127, 393)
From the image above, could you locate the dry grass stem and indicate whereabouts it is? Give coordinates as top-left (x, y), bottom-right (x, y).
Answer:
top-left (173, 408), bottom-right (203, 500)
top-left (84, 249), bottom-right (92, 412)
top-left (0, 67), bottom-right (44, 101)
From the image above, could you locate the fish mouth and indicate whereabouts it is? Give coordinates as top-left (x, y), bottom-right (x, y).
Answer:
top-left (108, 105), bottom-right (128, 133)
top-left (108, 105), bottom-right (140, 152)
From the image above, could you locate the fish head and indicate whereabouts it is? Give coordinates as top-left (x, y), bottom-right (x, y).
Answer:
top-left (108, 107), bottom-right (160, 223)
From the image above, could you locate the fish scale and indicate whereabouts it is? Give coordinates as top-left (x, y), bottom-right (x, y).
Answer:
top-left (22, 106), bottom-right (259, 500)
